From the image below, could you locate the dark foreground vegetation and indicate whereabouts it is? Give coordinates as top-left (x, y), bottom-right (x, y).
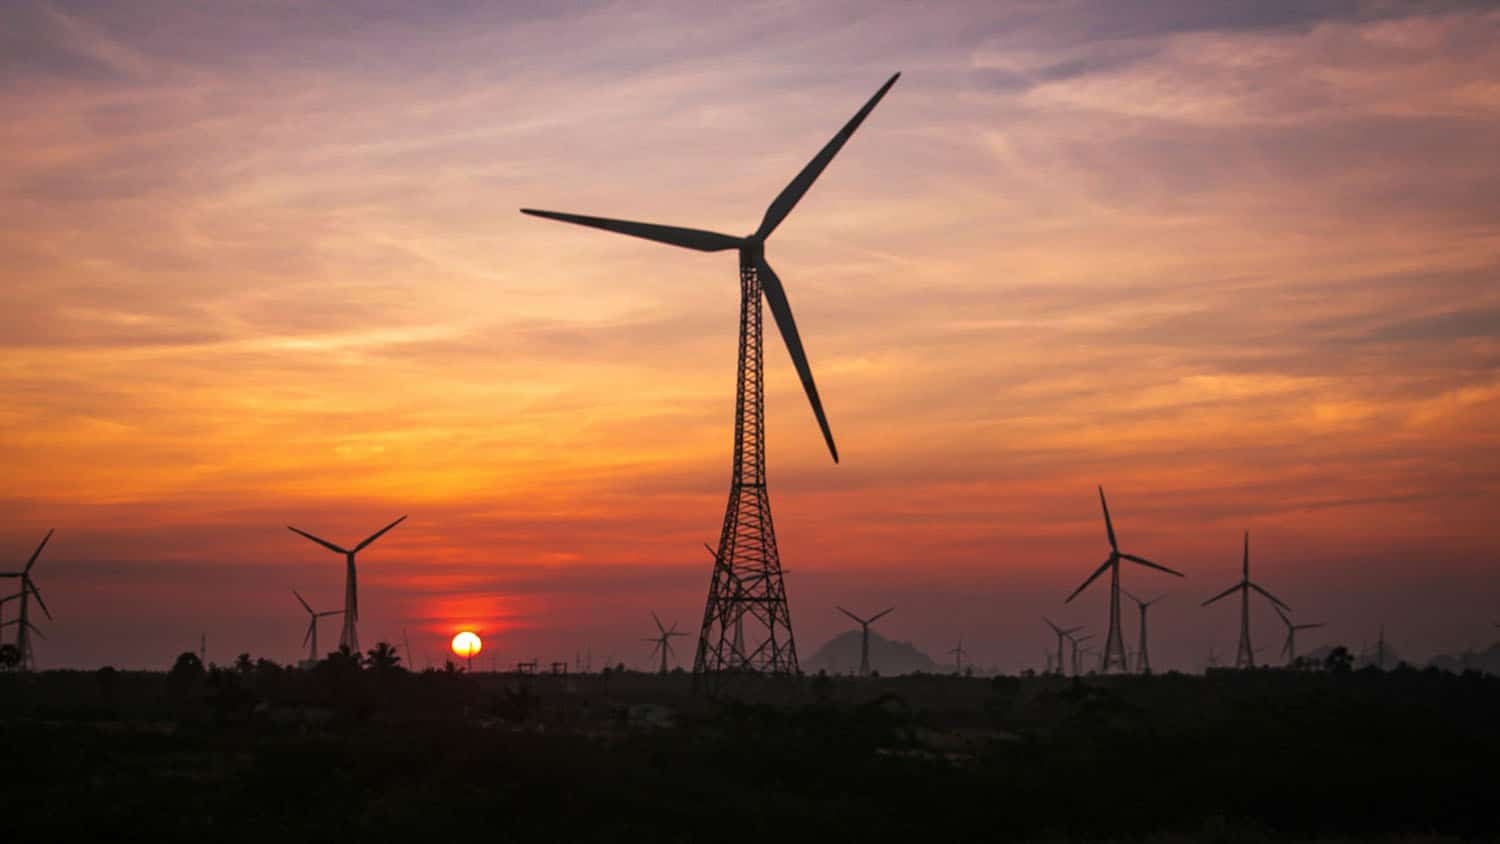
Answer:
top-left (1, 647), bottom-right (1495, 842)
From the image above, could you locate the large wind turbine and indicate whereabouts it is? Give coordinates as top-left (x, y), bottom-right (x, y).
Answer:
top-left (837, 606), bottom-right (893, 677)
top-left (1121, 590), bottom-right (1165, 675)
top-left (1, 530), bottom-right (54, 671)
top-left (645, 612), bottom-right (687, 674)
top-left (523, 73), bottom-right (901, 676)
top-left (1273, 605), bottom-right (1324, 666)
top-left (292, 589), bottom-right (345, 664)
top-left (1043, 617), bottom-right (1081, 677)
top-left (286, 516), bottom-right (406, 654)
top-left (1065, 487), bottom-right (1184, 673)
top-left (1202, 531), bottom-right (1288, 669)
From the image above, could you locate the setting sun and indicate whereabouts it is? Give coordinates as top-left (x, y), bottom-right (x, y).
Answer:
top-left (451, 631), bottom-right (483, 659)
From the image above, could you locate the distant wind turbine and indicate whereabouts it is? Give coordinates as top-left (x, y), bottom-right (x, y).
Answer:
top-left (287, 516), bottom-right (406, 654)
top-left (837, 606), bottom-right (894, 677)
top-left (1043, 617), bottom-right (1082, 677)
top-left (292, 589), bottom-right (345, 664)
top-left (1066, 487), bottom-right (1184, 674)
top-left (1202, 531), bottom-right (1288, 669)
top-left (1066, 631), bottom-right (1093, 677)
top-left (645, 612), bottom-right (687, 674)
top-left (1, 530), bottom-right (54, 671)
top-left (948, 639), bottom-right (968, 674)
top-left (1273, 605), bottom-right (1324, 665)
top-left (1121, 590), bottom-right (1165, 675)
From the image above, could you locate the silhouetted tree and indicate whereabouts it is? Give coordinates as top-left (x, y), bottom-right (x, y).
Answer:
top-left (234, 652), bottom-right (254, 675)
top-left (0, 643), bottom-right (19, 670)
top-left (366, 641), bottom-right (401, 672)
top-left (325, 644), bottom-right (363, 670)
top-left (170, 651), bottom-right (205, 681)
top-left (1324, 646), bottom-right (1353, 674)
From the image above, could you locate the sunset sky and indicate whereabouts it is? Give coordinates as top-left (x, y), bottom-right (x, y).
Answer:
top-left (2, 0), bottom-right (1497, 671)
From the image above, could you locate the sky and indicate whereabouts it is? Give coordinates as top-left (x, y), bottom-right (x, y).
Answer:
top-left (1, 0), bottom-right (1497, 672)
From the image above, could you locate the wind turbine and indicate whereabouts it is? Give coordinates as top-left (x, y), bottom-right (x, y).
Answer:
top-left (1043, 617), bottom-right (1082, 676)
top-left (837, 606), bottom-right (893, 677)
top-left (1066, 487), bottom-right (1184, 673)
top-left (1202, 530), bottom-right (1288, 668)
top-left (523, 73), bottom-right (901, 676)
top-left (1, 530), bottom-right (54, 671)
top-left (948, 639), bottom-right (968, 675)
top-left (1273, 605), bottom-right (1324, 666)
top-left (286, 515), bottom-right (406, 654)
top-left (292, 589), bottom-right (345, 664)
top-left (1121, 590), bottom-right (1165, 675)
top-left (645, 612), bottom-right (687, 675)
top-left (1066, 631), bottom-right (1093, 677)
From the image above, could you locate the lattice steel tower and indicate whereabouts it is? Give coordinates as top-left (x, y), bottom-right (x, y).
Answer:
top-left (522, 73), bottom-right (902, 677)
top-left (694, 256), bottom-right (799, 672)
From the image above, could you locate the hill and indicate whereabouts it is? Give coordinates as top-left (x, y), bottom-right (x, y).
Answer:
top-left (803, 629), bottom-right (940, 676)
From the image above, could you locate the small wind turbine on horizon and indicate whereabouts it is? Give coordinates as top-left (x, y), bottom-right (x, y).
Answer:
top-left (1121, 590), bottom-right (1165, 675)
top-left (1273, 605), bottom-right (1325, 666)
top-left (1066, 631), bottom-right (1093, 677)
top-left (292, 589), bottom-right (344, 664)
top-left (286, 515), bottom-right (406, 655)
top-left (1066, 487), bottom-right (1184, 674)
top-left (1043, 617), bottom-right (1082, 677)
top-left (645, 612), bottom-right (687, 675)
top-left (1, 529), bottom-right (54, 671)
top-left (837, 606), bottom-right (893, 677)
top-left (948, 639), bottom-right (968, 674)
top-left (1202, 531), bottom-right (1288, 669)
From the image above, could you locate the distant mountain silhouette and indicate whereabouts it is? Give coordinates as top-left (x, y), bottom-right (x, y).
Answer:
top-left (804, 629), bottom-right (940, 676)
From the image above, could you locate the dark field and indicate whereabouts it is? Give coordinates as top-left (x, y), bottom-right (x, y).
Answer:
top-left (1, 661), bottom-right (1495, 842)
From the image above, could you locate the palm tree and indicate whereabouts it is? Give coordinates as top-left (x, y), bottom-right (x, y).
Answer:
top-left (366, 641), bottom-right (401, 672)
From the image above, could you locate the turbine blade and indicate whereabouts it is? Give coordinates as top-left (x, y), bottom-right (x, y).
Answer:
top-left (1281, 637), bottom-right (1291, 659)
top-left (27, 622), bottom-right (45, 640)
top-left (757, 257), bottom-right (837, 463)
top-left (755, 72), bottom-right (901, 239)
top-left (355, 515), bottom-right (407, 552)
top-left (25, 529), bottom-right (54, 573)
top-left (1098, 487), bottom-right (1117, 551)
top-left (303, 622), bottom-right (314, 647)
top-left (1250, 582), bottom-right (1290, 611)
top-left (1065, 558), bottom-right (1114, 604)
top-left (868, 607), bottom-right (894, 624)
top-left (1273, 603), bottom-right (1291, 627)
top-left (287, 526), bottom-right (347, 555)
top-left (703, 542), bottom-right (720, 561)
top-left (521, 209), bottom-right (741, 252)
top-left (837, 606), bottom-right (864, 625)
top-left (1202, 583), bottom-right (1240, 607)
top-left (1042, 616), bottom-right (1061, 634)
top-left (651, 610), bottom-right (665, 634)
top-left (1243, 530), bottom-right (1250, 579)
top-left (1297, 623), bottom-right (1326, 631)
top-left (1120, 553), bottom-right (1184, 578)
top-left (27, 581), bottom-right (51, 621)
top-left (293, 589), bottom-right (313, 614)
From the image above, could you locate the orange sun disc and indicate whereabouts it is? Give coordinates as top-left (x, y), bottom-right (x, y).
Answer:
top-left (451, 631), bottom-right (483, 658)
